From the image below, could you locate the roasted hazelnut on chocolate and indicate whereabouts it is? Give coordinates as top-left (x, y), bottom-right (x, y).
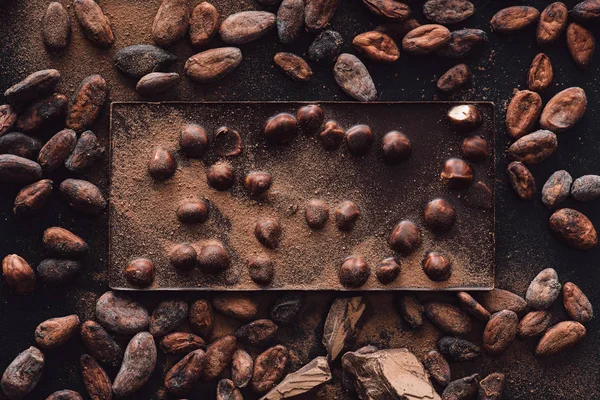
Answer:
top-left (381, 131), bottom-right (411, 164)
top-left (389, 220), bottom-right (421, 254)
top-left (179, 124), bottom-right (209, 158)
top-left (339, 256), bottom-right (370, 287)
top-left (376, 257), bottom-right (400, 284)
top-left (441, 158), bottom-right (473, 188)
top-left (297, 104), bottom-right (324, 134)
top-left (319, 120), bottom-right (345, 150)
top-left (169, 244), bottom-right (198, 270)
top-left (248, 255), bottom-right (275, 286)
top-left (447, 104), bottom-right (482, 131)
top-left (264, 113), bottom-right (298, 144)
top-left (423, 252), bottom-right (452, 281)
top-left (197, 242), bottom-right (231, 273)
top-left (335, 200), bottom-right (360, 231)
top-left (148, 146), bottom-right (177, 181)
top-left (214, 126), bottom-right (242, 157)
top-left (255, 218), bottom-right (282, 249)
top-left (345, 124), bottom-right (373, 156)
top-left (207, 162), bottom-right (234, 190)
top-left (424, 198), bottom-right (456, 232)
top-left (461, 136), bottom-right (488, 162)
top-left (305, 199), bottom-right (329, 230)
top-left (124, 258), bottom-right (155, 287)
top-left (244, 171), bottom-right (272, 196)
top-left (176, 200), bottom-right (209, 223)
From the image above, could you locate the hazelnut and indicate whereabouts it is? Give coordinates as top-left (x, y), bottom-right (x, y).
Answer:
top-left (248, 256), bottom-right (275, 286)
top-left (169, 244), bottom-right (197, 270)
top-left (381, 131), bottom-right (411, 164)
top-left (214, 126), bottom-right (242, 157)
top-left (176, 200), bottom-right (209, 223)
top-left (264, 113), bottom-right (298, 144)
top-left (422, 252), bottom-right (452, 281)
top-left (244, 172), bottom-right (272, 196)
top-left (389, 220), bottom-right (421, 254)
top-left (305, 199), bottom-right (329, 230)
top-left (345, 124), bottom-right (373, 156)
top-left (468, 181), bottom-right (493, 210)
top-left (424, 198), bottom-right (456, 232)
top-left (197, 242), bottom-right (230, 273)
top-left (179, 124), bottom-right (209, 158)
top-left (207, 162), bottom-right (234, 190)
top-left (447, 104), bottom-right (482, 131)
top-left (335, 200), bottom-right (360, 231)
top-left (255, 218), bottom-right (282, 249)
top-left (124, 258), bottom-right (155, 287)
top-left (339, 256), bottom-right (370, 288)
top-left (461, 136), bottom-right (488, 162)
top-left (319, 120), bottom-right (345, 150)
top-left (148, 146), bottom-right (177, 181)
top-left (376, 257), bottom-right (400, 284)
top-left (297, 104), bottom-right (324, 134)
top-left (441, 158), bottom-right (473, 188)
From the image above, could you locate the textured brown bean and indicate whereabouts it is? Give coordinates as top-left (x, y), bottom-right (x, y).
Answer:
top-left (232, 349), bottom-right (253, 388)
top-left (518, 311), bottom-right (552, 338)
top-left (491, 6), bottom-right (540, 33)
top-left (540, 87), bottom-right (587, 133)
top-left (507, 130), bottom-right (557, 165)
top-left (442, 374), bottom-right (479, 400)
top-left (437, 336), bottom-right (481, 361)
top-left (136, 72), bottom-right (180, 96)
top-left (507, 161), bottom-right (536, 200)
top-left (152, 0), bottom-right (191, 48)
top-left (185, 48), bottom-right (242, 83)
top-left (505, 89), bottom-right (542, 140)
top-left (437, 28), bottom-right (487, 58)
top-left (542, 170), bottom-right (572, 209)
top-left (0, 154), bottom-right (42, 183)
top-left (3, 69), bottom-right (61, 105)
top-left (567, 23), bottom-right (595, 69)
top-left (17, 93), bottom-right (68, 133)
top-left (352, 31), bottom-right (399, 62)
top-left (13, 179), bottom-right (53, 218)
top-left (43, 2), bottom-right (71, 50)
top-left (2, 254), bottom-right (35, 294)
top-left (482, 310), bottom-right (518, 355)
top-left (422, 350), bottom-right (450, 387)
top-left (425, 302), bottom-right (472, 336)
top-left (277, 0), bottom-right (305, 44)
top-left (66, 75), bottom-right (108, 132)
top-left (38, 129), bottom-right (76, 173)
top-left (526, 268), bottom-right (561, 310)
top-left (537, 2), bottom-right (568, 45)
top-left (236, 319), bottom-right (278, 346)
top-left (1, 347), bottom-right (44, 400)
top-left (251, 345), bottom-right (289, 394)
top-left (80, 321), bottom-right (123, 367)
top-left (160, 332), bottom-right (205, 354)
top-left (59, 179), bottom-right (106, 214)
top-left (203, 335), bottom-right (237, 381)
top-left (563, 282), bottom-right (593, 323)
top-left (457, 291), bottom-right (490, 321)
top-left (549, 208), bottom-right (598, 250)
top-left (436, 63), bottom-right (470, 92)
top-left (189, 2), bottom-right (219, 47)
top-left (475, 289), bottom-right (527, 315)
top-left (423, 0), bottom-right (474, 24)
top-left (333, 54), bottom-right (377, 102)
top-left (124, 259), bottom-right (155, 288)
top-left (402, 24), bottom-right (451, 55)
top-left (95, 291), bottom-right (150, 334)
top-left (73, 0), bottom-right (114, 47)
top-left (536, 321), bottom-right (586, 356)
top-left (479, 372), bottom-right (505, 400)
top-left (0, 104), bottom-right (17, 136)
top-left (164, 349), bottom-right (205, 396)
top-left (571, 0), bottom-right (600, 21)
top-left (189, 299), bottom-right (213, 337)
top-left (80, 354), bottom-right (112, 400)
top-left (396, 295), bottom-right (424, 328)
top-left (305, 0), bottom-right (341, 32)
top-left (150, 299), bottom-right (189, 337)
top-left (362, 0), bottom-right (411, 21)
top-left (220, 11), bottom-right (276, 44)
top-left (43, 227), bottom-right (88, 258)
top-left (571, 175), bottom-right (600, 202)
top-left (389, 220), bottom-right (420, 254)
top-left (274, 53), bottom-right (313, 81)
top-left (112, 332), bottom-right (157, 397)
top-left (528, 53), bottom-right (553, 91)
top-left (217, 379), bottom-right (243, 400)
top-left (213, 295), bottom-right (258, 321)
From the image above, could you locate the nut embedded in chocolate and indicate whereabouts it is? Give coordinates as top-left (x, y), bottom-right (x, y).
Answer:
top-left (381, 131), bottom-right (411, 164)
top-left (207, 162), bottom-right (234, 191)
top-left (461, 136), bottom-right (488, 162)
top-left (297, 104), bottom-right (324, 134)
top-left (335, 200), bottom-right (360, 231)
top-left (389, 220), bottom-right (421, 254)
top-left (214, 126), bottom-right (242, 157)
top-left (148, 146), bottom-right (177, 181)
top-left (179, 124), bottom-right (209, 158)
top-left (248, 256), bottom-right (275, 286)
top-left (124, 258), bottom-right (155, 288)
top-left (447, 104), bottom-right (482, 131)
top-left (197, 242), bottom-right (231, 273)
top-left (339, 256), bottom-right (370, 288)
top-left (345, 124), bottom-right (373, 156)
top-left (319, 120), bottom-right (345, 150)
top-left (264, 113), bottom-right (298, 144)
top-left (169, 244), bottom-right (198, 270)
top-left (245, 172), bottom-right (272, 197)
top-left (441, 158), bottom-right (473, 188)
top-left (305, 199), bottom-right (329, 230)
top-left (422, 252), bottom-right (452, 281)
top-left (424, 198), bottom-right (455, 232)
top-left (255, 218), bottom-right (282, 249)
top-left (176, 200), bottom-right (209, 223)
top-left (375, 257), bottom-right (400, 284)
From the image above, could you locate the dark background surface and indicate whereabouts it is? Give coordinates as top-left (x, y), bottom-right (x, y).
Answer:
top-left (0, 0), bottom-right (599, 399)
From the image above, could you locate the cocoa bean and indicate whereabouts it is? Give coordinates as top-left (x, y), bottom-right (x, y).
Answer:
top-left (160, 332), bottom-right (205, 354)
top-left (425, 302), bottom-right (472, 336)
top-left (437, 336), bottom-right (481, 361)
top-left (251, 345), bottom-right (289, 394)
top-left (567, 23), bottom-right (595, 69)
top-left (73, 0), bottom-right (114, 47)
top-left (59, 178), bottom-right (106, 214)
top-left (505, 89), bottom-right (542, 140)
top-left (80, 354), bottom-right (112, 400)
top-left (305, 0), bottom-right (340, 32)
top-left (35, 315), bottom-right (80, 349)
top-left (65, 130), bottom-right (104, 173)
top-left (526, 268), bottom-right (561, 310)
top-left (308, 30), bottom-right (343, 62)
top-left (482, 310), bottom-right (518, 355)
top-left (0, 132), bottom-right (42, 160)
top-left (396, 294), bottom-right (424, 328)
top-left (491, 6), bottom-right (540, 33)
top-left (190, 2), bottom-right (220, 47)
top-left (518, 310), bottom-right (552, 338)
top-left (528, 53), bottom-right (553, 92)
top-left (0, 347), bottom-right (44, 400)
top-left (442, 374), bottom-right (478, 400)
top-left (66, 75), bottom-right (108, 132)
top-left (437, 28), bottom-right (487, 58)
top-left (507, 129), bottom-right (557, 165)
top-left (16, 93), bottom-right (68, 133)
top-left (352, 31), bottom-right (399, 62)
top-left (45, 390), bottom-right (83, 400)
top-left (2, 254), bottom-right (35, 294)
top-left (136, 72), bottom-right (180, 96)
top-left (185, 48), bottom-right (242, 83)
top-left (95, 291), bottom-right (150, 334)
top-left (423, 0), bottom-right (474, 24)
top-left (212, 295), bottom-right (258, 321)
top-left (217, 379), bottom-right (243, 400)
top-left (549, 208), bottom-right (598, 250)
top-left (13, 179), bottom-right (53, 218)
top-left (3, 69), bottom-right (61, 105)
top-left (164, 349), bottom-right (205, 395)
top-left (37, 259), bottom-right (82, 284)
top-left (152, 0), bottom-right (191, 48)
top-left (38, 129), bottom-right (76, 173)
top-left (189, 299), bottom-right (214, 337)
top-left (422, 350), bottom-right (450, 387)
top-left (375, 19), bottom-right (421, 42)
top-left (537, 2), bottom-right (568, 45)
top-left (113, 45), bottom-right (177, 78)
top-left (474, 288), bottom-right (527, 315)
top-left (542, 170), bottom-right (572, 209)
top-left (150, 299), bottom-right (189, 337)
top-left (231, 349), bottom-right (253, 388)
top-left (535, 321), bottom-right (586, 356)
top-left (277, 0), bottom-right (304, 44)
top-left (563, 282), bottom-right (593, 323)
top-left (540, 87), bottom-right (587, 133)
top-left (437, 63), bottom-right (470, 92)
top-left (112, 332), bottom-right (157, 397)
top-left (203, 335), bottom-right (237, 381)
top-left (478, 372), bottom-right (505, 400)
top-left (402, 24), bottom-right (451, 55)
top-left (457, 291), bottom-right (490, 321)
top-left (0, 104), bottom-right (17, 136)
top-left (236, 319), bottom-right (278, 346)
top-left (80, 321), bottom-right (123, 368)
top-left (0, 154), bottom-right (42, 183)
top-left (273, 53), bottom-right (313, 82)
top-left (571, 174), bottom-right (600, 201)
top-left (270, 293), bottom-right (303, 325)
top-left (333, 53), bottom-right (377, 102)
top-left (43, 2), bottom-right (71, 50)
top-left (507, 161), bottom-right (536, 200)
top-left (362, 0), bottom-right (411, 21)
top-left (571, 0), bottom-right (600, 21)
top-left (220, 11), bottom-right (275, 44)
top-left (42, 227), bottom-right (88, 258)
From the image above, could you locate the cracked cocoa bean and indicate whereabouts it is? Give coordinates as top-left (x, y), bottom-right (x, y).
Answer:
top-left (507, 130), bottom-right (557, 165)
top-left (251, 345), bottom-right (289, 394)
top-left (540, 87), bottom-right (587, 133)
top-left (274, 53), bottom-right (313, 81)
top-left (442, 374), bottom-right (479, 400)
top-left (537, 2), bottom-right (568, 45)
top-left (507, 161), bottom-right (536, 200)
top-left (352, 31), bottom-right (399, 62)
top-left (65, 130), bottom-right (104, 173)
top-left (17, 93), bottom-right (68, 133)
top-left (438, 336), bottom-right (481, 361)
top-left (482, 310), bottom-right (518, 355)
top-left (549, 208), bottom-right (598, 250)
top-left (437, 28), bottom-right (487, 58)
top-left (164, 349), bottom-right (205, 396)
top-left (66, 75), bottom-right (108, 132)
top-left (567, 23), bottom-right (595, 69)
top-left (528, 53), bottom-right (553, 91)
top-left (505, 89), bottom-right (542, 140)
top-left (232, 349), bottom-right (253, 388)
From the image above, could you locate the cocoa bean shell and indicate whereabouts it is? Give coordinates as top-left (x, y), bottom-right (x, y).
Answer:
top-left (189, 2), bottom-right (220, 47)
top-left (362, 0), bottom-right (411, 21)
top-left (0, 132), bottom-right (42, 160)
top-left (0, 104), bottom-right (17, 136)
top-left (95, 291), bottom-right (150, 334)
top-left (112, 332), bottom-right (157, 397)
top-left (235, 319), bottom-right (278, 346)
top-left (3, 69), bottom-right (61, 105)
top-left (73, 0), bottom-right (114, 47)
top-left (305, 0), bottom-right (341, 32)
top-left (219, 11), bottom-right (276, 44)
top-left (479, 372), bottom-right (505, 400)
top-left (505, 89), bottom-right (542, 140)
top-left (136, 72), bottom-right (180, 96)
top-left (541, 170), bottom-right (572, 209)
top-left (14, 179), bottom-right (53, 218)
top-left (185, 47), bottom-right (242, 83)
top-left (333, 53), bottom-right (377, 102)
top-left (231, 349), bottom-right (253, 388)
top-left (527, 53), bottom-right (553, 92)
top-left (549, 208), bottom-right (598, 250)
top-left (0, 154), bottom-right (42, 183)
top-left (437, 336), bottom-right (481, 361)
top-left (80, 354), bottom-right (112, 400)
top-left (150, 299), bottom-right (189, 337)
top-left (274, 53), bottom-right (313, 82)
top-left (571, 174), bottom-right (600, 202)
top-left (474, 288), bottom-right (527, 315)
top-left (403, 24), bottom-right (451, 55)
top-left (37, 259), bottom-right (82, 285)
top-left (567, 22), bottom-right (595, 69)
top-left (442, 374), bottom-right (479, 400)
top-left (540, 87), bottom-right (587, 133)
top-left (537, 2), bottom-right (568, 45)
top-left (43, 2), bottom-right (71, 50)
top-left (436, 63), bottom-right (470, 92)
top-left (507, 129), bottom-right (557, 165)
top-left (164, 349), bottom-right (205, 396)
top-left (251, 345), bottom-right (289, 394)
top-left (38, 129), bottom-right (77, 173)
top-left (423, 0), bottom-right (474, 24)
top-left (352, 31), bottom-right (399, 62)
top-left (217, 379), bottom-right (243, 400)
top-left (563, 282), bottom-right (593, 323)
top-left (59, 178), bottom-right (106, 215)
top-left (152, 0), bottom-right (191, 48)
top-left (45, 390), bottom-right (83, 400)
top-left (65, 130), bottom-right (105, 173)
top-left (42, 227), bottom-right (88, 258)
top-left (16, 93), bottom-right (68, 133)
top-left (202, 335), bottom-right (237, 381)
top-left (160, 332), bottom-right (205, 354)
top-left (535, 321), bottom-right (586, 356)
top-left (518, 310), bottom-right (552, 338)
top-left (66, 75), bottom-right (108, 132)
top-left (507, 161), bottom-right (536, 200)
top-left (0, 346), bottom-right (44, 400)
top-left (35, 315), bottom-right (80, 349)
top-left (571, 0), bottom-right (600, 21)
top-left (189, 299), bottom-right (214, 337)
top-left (482, 310), bottom-right (518, 355)
top-left (113, 45), bottom-right (177, 78)
top-left (2, 254), bottom-right (36, 294)
top-left (422, 350), bottom-right (450, 387)
top-left (491, 6), bottom-right (540, 33)
top-left (212, 295), bottom-right (258, 321)
top-left (526, 268), bottom-right (561, 310)
top-left (425, 302), bottom-right (472, 335)
top-left (80, 321), bottom-right (123, 368)
top-left (277, 0), bottom-right (305, 44)
top-left (436, 28), bottom-right (487, 58)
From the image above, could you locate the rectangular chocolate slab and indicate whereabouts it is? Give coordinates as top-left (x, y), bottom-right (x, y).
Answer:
top-left (109, 102), bottom-right (495, 291)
